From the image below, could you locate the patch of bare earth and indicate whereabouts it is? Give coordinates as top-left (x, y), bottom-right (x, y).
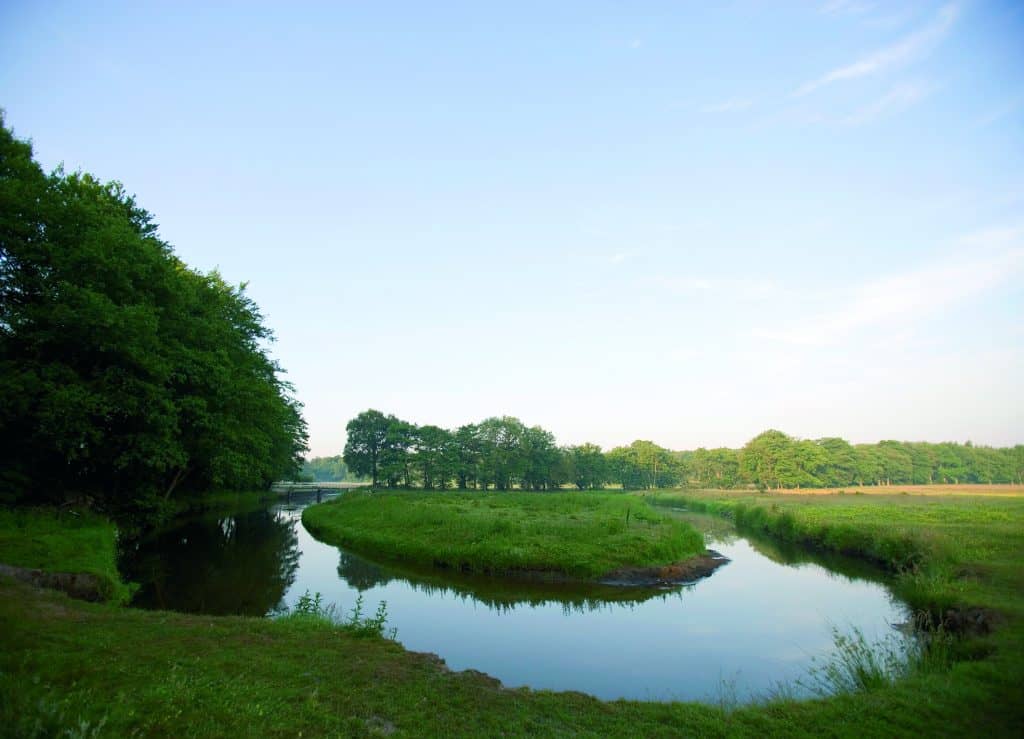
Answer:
top-left (600, 550), bottom-right (729, 586)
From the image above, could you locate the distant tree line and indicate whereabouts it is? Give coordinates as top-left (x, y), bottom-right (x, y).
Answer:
top-left (687, 430), bottom-right (1024, 490)
top-left (0, 118), bottom-right (308, 512)
top-left (342, 410), bottom-right (684, 491)
top-left (342, 411), bottom-right (1024, 491)
top-left (299, 455), bottom-right (366, 482)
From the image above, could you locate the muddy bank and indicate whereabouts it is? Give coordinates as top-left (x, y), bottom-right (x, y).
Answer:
top-left (599, 550), bottom-right (730, 586)
top-left (0, 563), bottom-right (110, 602)
top-left (423, 550), bottom-right (730, 589)
top-left (909, 606), bottom-right (1003, 637)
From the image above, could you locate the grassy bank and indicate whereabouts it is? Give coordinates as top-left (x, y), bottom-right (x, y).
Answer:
top-left (2, 492), bottom-right (1023, 736)
top-left (302, 490), bottom-right (705, 579)
top-left (0, 507), bottom-right (131, 603)
top-left (650, 490), bottom-right (1024, 620)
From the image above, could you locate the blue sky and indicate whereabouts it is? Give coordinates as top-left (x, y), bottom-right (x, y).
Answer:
top-left (2, 1), bottom-right (1022, 455)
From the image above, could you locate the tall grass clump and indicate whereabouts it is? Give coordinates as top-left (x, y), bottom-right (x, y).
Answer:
top-left (278, 590), bottom-right (396, 639)
top-left (800, 623), bottom-right (953, 696)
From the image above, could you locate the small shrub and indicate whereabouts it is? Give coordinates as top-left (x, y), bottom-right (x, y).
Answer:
top-left (345, 593), bottom-right (397, 639)
top-left (293, 590), bottom-right (336, 620)
top-left (281, 590), bottom-right (396, 639)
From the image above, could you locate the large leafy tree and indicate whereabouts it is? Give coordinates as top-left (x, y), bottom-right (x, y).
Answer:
top-left (815, 438), bottom-right (858, 487)
top-left (568, 443), bottom-right (607, 490)
top-left (0, 118), bottom-right (307, 510)
top-left (342, 410), bottom-right (392, 487)
top-left (877, 441), bottom-right (914, 486)
top-left (690, 447), bottom-right (741, 488)
top-left (477, 416), bottom-right (528, 490)
top-left (453, 423), bottom-right (482, 489)
top-left (606, 440), bottom-right (680, 489)
top-left (379, 418), bottom-right (415, 488)
top-left (739, 430), bottom-right (793, 490)
top-left (521, 425), bottom-right (560, 490)
top-left (413, 425), bottom-right (457, 490)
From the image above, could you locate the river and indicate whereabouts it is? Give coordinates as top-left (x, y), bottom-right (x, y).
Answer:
top-left (118, 491), bottom-right (910, 702)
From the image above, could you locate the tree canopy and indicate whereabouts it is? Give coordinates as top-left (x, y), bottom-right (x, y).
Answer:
top-left (344, 411), bottom-right (592, 491)
top-left (0, 117), bottom-right (307, 511)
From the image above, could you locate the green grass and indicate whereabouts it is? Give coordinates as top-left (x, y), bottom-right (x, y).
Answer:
top-left (0, 507), bottom-right (131, 603)
top-left (1, 492), bottom-right (1023, 736)
top-left (302, 490), bottom-right (706, 579)
top-left (650, 490), bottom-right (1024, 620)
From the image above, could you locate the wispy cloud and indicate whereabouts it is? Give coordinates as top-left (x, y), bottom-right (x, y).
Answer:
top-left (862, 11), bottom-right (915, 31)
top-left (974, 92), bottom-right (1024, 128)
top-left (655, 276), bottom-right (782, 300)
top-left (756, 227), bottom-right (1024, 346)
top-left (698, 97), bottom-right (755, 114)
top-left (794, 3), bottom-right (958, 97)
top-left (820, 0), bottom-right (874, 16)
top-left (841, 81), bottom-right (934, 125)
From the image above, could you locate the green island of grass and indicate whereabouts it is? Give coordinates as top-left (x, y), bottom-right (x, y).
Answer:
top-left (301, 490), bottom-right (708, 581)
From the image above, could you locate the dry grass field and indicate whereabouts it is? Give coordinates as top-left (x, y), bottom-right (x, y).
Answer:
top-left (755, 484), bottom-right (1024, 497)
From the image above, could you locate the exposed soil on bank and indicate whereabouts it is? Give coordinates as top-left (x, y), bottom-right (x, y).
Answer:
top-left (0, 563), bottom-right (110, 602)
top-left (599, 550), bottom-right (730, 586)
top-left (421, 550), bottom-right (731, 588)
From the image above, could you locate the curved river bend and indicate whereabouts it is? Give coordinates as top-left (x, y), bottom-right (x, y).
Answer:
top-left (119, 492), bottom-right (909, 702)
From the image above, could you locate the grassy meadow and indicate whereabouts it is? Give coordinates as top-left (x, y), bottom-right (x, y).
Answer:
top-left (1, 489), bottom-right (1023, 736)
top-left (302, 490), bottom-right (706, 579)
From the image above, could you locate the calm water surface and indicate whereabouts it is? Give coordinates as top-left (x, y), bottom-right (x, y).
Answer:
top-left (119, 493), bottom-right (909, 702)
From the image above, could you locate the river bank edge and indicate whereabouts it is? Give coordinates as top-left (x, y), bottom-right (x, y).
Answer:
top-left (1, 491), bottom-right (1023, 736)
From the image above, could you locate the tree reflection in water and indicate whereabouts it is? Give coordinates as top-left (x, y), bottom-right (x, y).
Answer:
top-left (335, 549), bottom-right (686, 615)
top-left (121, 508), bottom-right (301, 615)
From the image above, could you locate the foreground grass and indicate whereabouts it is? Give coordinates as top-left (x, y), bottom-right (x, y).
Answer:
top-left (0, 507), bottom-right (131, 603)
top-left (302, 490), bottom-right (705, 579)
top-left (1, 493), bottom-right (1023, 736)
top-left (0, 577), bottom-right (1018, 737)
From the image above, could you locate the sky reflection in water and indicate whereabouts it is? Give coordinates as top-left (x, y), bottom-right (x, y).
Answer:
top-left (122, 494), bottom-right (908, 702)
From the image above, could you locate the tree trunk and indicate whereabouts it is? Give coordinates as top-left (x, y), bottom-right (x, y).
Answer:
top-left (164, 466), bottom-right (189, 501)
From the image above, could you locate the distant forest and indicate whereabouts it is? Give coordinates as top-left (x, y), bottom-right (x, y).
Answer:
top-left (300, 456), bottom-right (364, 482)
top-left (341, 410), bottom-right (1024, 491)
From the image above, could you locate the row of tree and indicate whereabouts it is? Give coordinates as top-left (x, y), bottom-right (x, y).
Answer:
top-left (0, 118), bottom-right (308, 512)
top-left (692, 430), bottom-right (1024, 489)
top-left (341, 411), bottom-right (1024, 491)
top-left (342, 410), bottom-right (685, 491)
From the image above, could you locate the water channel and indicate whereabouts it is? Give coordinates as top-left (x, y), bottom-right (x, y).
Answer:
top-left (118, 492), bottom-right (910, 702)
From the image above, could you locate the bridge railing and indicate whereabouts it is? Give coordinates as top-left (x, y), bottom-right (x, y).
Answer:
top-left (269, 481), bottom-right (371, 494)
